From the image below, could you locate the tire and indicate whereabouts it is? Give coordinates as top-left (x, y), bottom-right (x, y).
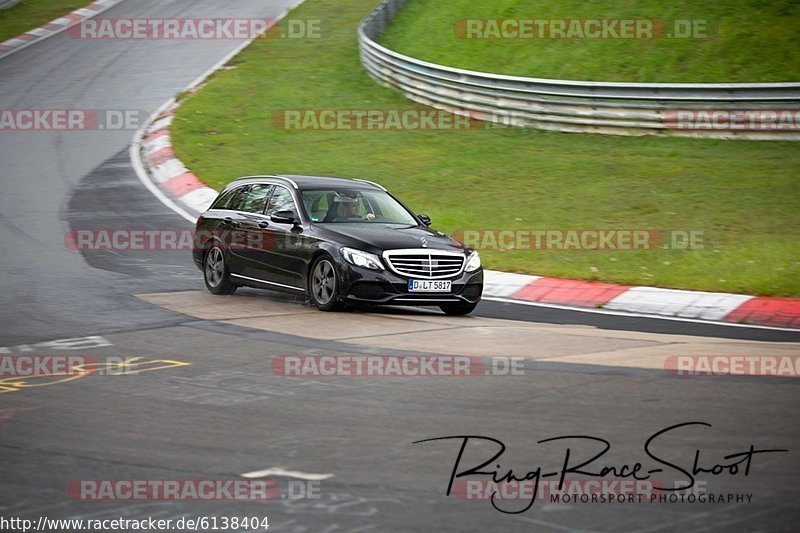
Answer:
top-left (203, 245), bottom-right (237, 295)
top-left (439, 301), bottom-right (479, 316)
top-left (309, 254), bottom-right (343, 311)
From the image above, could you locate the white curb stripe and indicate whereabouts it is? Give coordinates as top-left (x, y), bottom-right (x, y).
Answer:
top-left (604, 287), bottom-right (754, 320)
top-left (149, 116), bottom-right (174, 132)
top-left (142, 136), bottom-right (172, 154)
top-left (179, 187), bottom-right (218, 213)
top-left (150, 159), bottom-right (187, 183)
top-left (483, 270), bottom-right (541, 297)
top-left (0, 0), bottom-right (128, 61)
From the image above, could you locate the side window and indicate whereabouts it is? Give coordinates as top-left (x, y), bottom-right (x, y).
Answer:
top-left (241, 184), bottom-right (272, 214)
top-left (303, 192), bottom-right (329, 222)
top-left (226, 186), bottom-right (250, 211)
top-left (212, 186), bottom-right (246, 210)
top-left (265, 186), bottom-right (296, 217)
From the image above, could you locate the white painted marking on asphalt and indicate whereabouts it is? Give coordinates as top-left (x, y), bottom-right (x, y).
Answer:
top-left (0, 336), bottom-right (113, 354)
top-left (241, 467), bottom-right (335, 481)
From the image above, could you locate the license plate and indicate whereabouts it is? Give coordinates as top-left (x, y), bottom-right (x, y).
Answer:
top-left (408, 279), bottom-right (452, 292)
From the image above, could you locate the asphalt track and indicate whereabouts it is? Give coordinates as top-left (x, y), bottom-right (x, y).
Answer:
top-left (1, 1), bottom-right (798, 531)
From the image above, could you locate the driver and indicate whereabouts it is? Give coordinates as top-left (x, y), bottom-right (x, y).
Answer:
top-left (336, 197), bottom-right (375, 221)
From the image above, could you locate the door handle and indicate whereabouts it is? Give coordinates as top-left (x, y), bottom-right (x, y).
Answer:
top-left (222, 217), bottom-right (239, 228)
top-left (258, 221), bottom-right (270, 229)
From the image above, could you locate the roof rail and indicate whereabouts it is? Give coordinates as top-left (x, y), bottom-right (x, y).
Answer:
top-left (234, 175), bottom-right (299, 189)
top-left (354, 178), bottom-right (386, 191)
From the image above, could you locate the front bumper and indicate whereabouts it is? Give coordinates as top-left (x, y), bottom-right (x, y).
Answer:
top-left (339, 263), bottom-right (483, 306)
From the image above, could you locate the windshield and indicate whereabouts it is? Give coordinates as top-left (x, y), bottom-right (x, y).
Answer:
top-left (301, 189), bottom-right (418, 225)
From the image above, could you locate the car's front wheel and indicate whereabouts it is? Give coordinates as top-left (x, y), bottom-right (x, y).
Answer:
top-left (439, 301), bottom-right (478, 316)
top-left (204, 245), bottom-right (237, 295)
top-left (309, 255), bottom-right (343, 311)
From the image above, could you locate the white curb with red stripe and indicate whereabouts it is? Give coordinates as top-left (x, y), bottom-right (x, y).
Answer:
top-left (481, 271), bottom-right (799, 330)
top-left (603, 287), bottom-right (753, 321)
top-left (481, 272), bottom-right (752, 320)
top-left (0, 0), bottom-right (126, 60)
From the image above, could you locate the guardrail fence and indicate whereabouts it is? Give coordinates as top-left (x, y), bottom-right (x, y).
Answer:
top-left (0, 0), bottom-right (24, 10)
top-left (358, 0), bottom-right (800, 139)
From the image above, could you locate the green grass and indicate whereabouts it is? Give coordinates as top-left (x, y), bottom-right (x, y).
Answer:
top-left (0, 0), bottom-right (91, 43)
top-left (380, 0), bottom-right (800, 82)
top-left (170, 0), bottom-right (800, 297)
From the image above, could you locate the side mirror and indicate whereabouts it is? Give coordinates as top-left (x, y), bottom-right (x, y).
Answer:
top-left (271, 210), bottom-right (299, 225)
top-left (418, 213), bottom-right (432, 226)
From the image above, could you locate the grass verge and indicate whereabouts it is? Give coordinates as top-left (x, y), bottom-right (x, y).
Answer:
top-left (0, 0), bottom-right (91, 43)
top-left (380, 0), bottom-right (800, 83)
top-left (170, 0), bottom-right (800, 297)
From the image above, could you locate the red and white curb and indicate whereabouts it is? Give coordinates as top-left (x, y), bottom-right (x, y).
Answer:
top-left (0, 0), bottom-right (126, 60)
top-left (138, 106), bottom-right (219, 217)
top-left (483, 272), bottom-right (800, 330)
top-left (128, 1), bottom-right (799, 332)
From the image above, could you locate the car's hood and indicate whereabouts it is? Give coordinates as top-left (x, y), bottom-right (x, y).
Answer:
top-left (315, 224), bottom-right (466, 254)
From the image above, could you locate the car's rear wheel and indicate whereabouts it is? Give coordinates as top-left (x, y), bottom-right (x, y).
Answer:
top-left (439, 301), bottom-right (478, 316)
top-left (204, 245), bottom-right (237, 295)
top-left (309, 255), bottom-right (343, 311)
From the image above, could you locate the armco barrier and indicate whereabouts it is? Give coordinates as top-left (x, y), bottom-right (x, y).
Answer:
top-left (358, 0), bottom-right (800, 139)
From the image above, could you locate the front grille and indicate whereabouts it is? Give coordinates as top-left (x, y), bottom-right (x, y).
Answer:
top-left (383, 250), bottom-right (465, 279)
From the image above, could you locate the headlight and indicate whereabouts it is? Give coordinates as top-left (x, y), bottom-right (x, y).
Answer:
top-left (341, 247), bottom-right (384, 270)
top-left (465, 251), bottom-right (481, 272)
